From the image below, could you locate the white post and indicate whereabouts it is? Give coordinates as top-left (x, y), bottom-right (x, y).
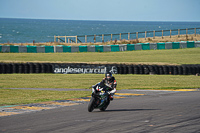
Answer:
top-left (58, 37), bottom-right (60, 42)
top-left (145, 31), bottom-right (146, 40)
top-left (94, 34), bottom-right (96, 43)
top-left (102, 34), bottom-right (104, 42)
top-left (170, 30), bottom-right (171, 38)
top-left (54, 36), bottom-right (56, 42)
top-left (65, 36), bottom-right (67, 43)
top-left (186, 28), bottom-right (188, 35)
top-left (85, 35), bottom-right (87, 43)
top-left (178, 29), bottom-right (180, 37)
top-left (186, 28), bottom-right (188, 39)
top-left (128, 32), bottom-right (130, 40)
top-left (136, 32), bottom-right (138, 40)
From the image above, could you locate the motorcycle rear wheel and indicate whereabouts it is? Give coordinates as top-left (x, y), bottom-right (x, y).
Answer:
top-left (100, 100), bottom-right (110, 111)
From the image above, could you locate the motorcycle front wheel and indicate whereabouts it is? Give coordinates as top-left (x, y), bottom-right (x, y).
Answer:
top-left (88, 97), bottom-right (95, 112)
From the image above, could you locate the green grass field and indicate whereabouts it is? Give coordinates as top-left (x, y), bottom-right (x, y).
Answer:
top-left (0, 89), bottom-right (91, 106)
top-left (0, 48), bottom-right (200, 65)
top-left (0, 74), bottom-right (200, 106)
top-left (1, 48), bottom-right (200, 106)
top-left (0, 74), bottom-right (200, 90)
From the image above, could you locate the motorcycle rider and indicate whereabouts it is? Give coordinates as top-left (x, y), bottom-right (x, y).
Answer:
top-left (100, 72), bottom-right (117, 101)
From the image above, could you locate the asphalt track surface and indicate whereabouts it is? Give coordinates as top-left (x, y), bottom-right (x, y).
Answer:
top-left (1, 89), bottom-right (200, 133)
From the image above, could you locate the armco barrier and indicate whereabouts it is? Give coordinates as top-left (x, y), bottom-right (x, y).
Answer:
top-left (0, 63), bottom-right (200, 75)
top-left (1, 41), bottom-right (200, 53)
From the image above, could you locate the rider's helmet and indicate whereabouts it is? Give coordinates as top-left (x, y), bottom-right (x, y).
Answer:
top-left (105, 72), bottom-right (112, 80)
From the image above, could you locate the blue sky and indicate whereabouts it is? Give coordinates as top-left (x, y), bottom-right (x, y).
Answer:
top-left (0, 0), bottom-right (200, 21)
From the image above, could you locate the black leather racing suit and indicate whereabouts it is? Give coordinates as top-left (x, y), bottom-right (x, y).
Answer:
top-left (100, 76), bottom-right (117, 95)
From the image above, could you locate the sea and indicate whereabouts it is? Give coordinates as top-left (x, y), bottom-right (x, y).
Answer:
top-left (0, 18), bottom-right (200, 43)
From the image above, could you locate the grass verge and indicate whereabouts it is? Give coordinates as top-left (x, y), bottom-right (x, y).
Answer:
top-left (0, 74), bottom-right (199, 106)
top-left (0, 89), bottom-right (90, 106)
top-left (0, 48), bottom-right (200, 65)
top-left (0, 74), bottom-right (199, 90)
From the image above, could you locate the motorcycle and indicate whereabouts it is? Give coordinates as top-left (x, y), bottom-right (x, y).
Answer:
top-left (88, 82), bottom-right (110, 112)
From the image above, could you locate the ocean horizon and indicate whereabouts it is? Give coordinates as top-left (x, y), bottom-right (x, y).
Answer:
top-left (1, 18), bottom-right (200, 43)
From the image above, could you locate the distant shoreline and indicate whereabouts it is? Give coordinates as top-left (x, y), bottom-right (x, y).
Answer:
top-left (1, 17), bottom-right (200, 23)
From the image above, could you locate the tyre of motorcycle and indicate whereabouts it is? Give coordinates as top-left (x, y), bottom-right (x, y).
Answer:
top-left (88, 97), bottom-right (95, 112)
top-left (99, 99), bottom-right (110, 111)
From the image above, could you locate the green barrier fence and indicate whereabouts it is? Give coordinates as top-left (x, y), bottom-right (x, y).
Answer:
top-left (27, 46), bottom-right (37, 53)
top-left (111, 45), bottom-right (119, 52)
top-left (45, 46), bottom-right (54, 53)
top-left (127, 44), bottom-right (135, 51)
top-left (142, 43), bottom-right (150, 50)
top-left (79, 46), bottom-right (87, 52)
top-left (157, 43), bottom-right (165, 50)
top-left (63, 46), bottom-right (71, 52)
top-left (0, 41), bottom-right (199, 53)
top-left (95, 45), bottom-right (103, 52)
top-left (187, 41), bottom-right (195, 48)
top-left (172, 42), bottom-right (180, 49)
top-left (10, 45), bottom-right (19, 53)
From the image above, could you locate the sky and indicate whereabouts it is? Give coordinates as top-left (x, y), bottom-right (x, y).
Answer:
top-left (0, 0), bottom-right (200, 21)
